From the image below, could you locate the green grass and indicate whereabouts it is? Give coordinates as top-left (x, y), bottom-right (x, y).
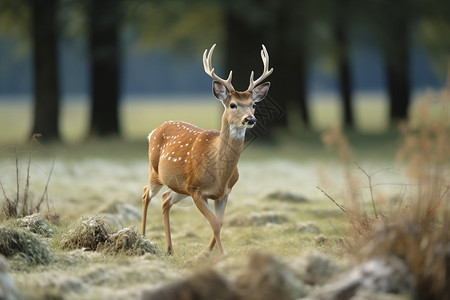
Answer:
top-left (0, 97), bottom-right (405, 164)
top-left (0, 96), bottom-right (442, 298)
top-left (0, 97), bottom-right (394, 145)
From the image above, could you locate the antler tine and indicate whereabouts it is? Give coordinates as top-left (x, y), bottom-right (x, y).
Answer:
top-left (247, 44), bottom-right (274, 91)
top-left (203, 44), bottom-right (235, 92)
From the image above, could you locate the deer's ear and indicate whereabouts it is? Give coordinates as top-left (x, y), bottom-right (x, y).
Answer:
top-left (252, 82), bottom-right (270, 102)
top-left (212, 80), bottom-right (229, 101)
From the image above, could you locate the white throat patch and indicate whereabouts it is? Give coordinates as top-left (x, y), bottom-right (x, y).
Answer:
top-left (230, 124), bottom-right (246, 139)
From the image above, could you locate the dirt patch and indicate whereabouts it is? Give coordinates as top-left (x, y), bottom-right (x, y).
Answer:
top-left (0, 226), bottom-right (53, 265)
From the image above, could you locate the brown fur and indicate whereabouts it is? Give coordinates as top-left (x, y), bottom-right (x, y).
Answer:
top-left (141, 93), bottom-right (257, 255)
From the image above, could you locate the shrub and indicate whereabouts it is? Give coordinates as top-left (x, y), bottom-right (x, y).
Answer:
top-left (320, 87), bottom-right (450, 299)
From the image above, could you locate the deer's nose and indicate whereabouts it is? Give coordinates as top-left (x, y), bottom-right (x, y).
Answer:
top-left (245, 117), bottom-right (257, 125)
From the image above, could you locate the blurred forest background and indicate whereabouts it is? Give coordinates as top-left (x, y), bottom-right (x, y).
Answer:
top-left (0, 0), bottom-right (449, 142)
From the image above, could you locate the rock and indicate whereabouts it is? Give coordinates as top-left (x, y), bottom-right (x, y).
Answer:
top-left (264, 191), bottom-right (308, 203)
top-left (0, 255), bottom-right (19, 300)
top-left (228, 212), bottom-right (288, 227)
top-left (297, 221), bottom-right (321, 234)
top-left (98, 213), bottom-right (123, 231)
top-left (235, 251), bottom-right (309, 300)
top-left (18, 213), bottom-right (54, 236)
top-left (292, 251), bottom-right (337, 286)
top-left (302, 256), bottom-right (415, 300)
top-left (116, 202), bottom-right (141, 222)
top-left (141, 269), bottom-right (237, 300)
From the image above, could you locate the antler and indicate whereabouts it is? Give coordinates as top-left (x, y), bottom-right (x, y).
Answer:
top-left (246, 45), bottom-right (273, 91)
top-left (203, 44), bottom-right (235, 93)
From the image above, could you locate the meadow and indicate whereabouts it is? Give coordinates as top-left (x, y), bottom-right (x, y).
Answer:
top-left (0, 92), bottom-right (448, 299)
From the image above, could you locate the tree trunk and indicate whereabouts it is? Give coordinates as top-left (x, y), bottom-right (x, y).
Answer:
top-left (224, 6), bottom-right (285, 143)
top-left (383, 2), bottom-right (411, 126)
top-left (31, 0), bottom-right (60, 140)
top-left (335, 23), bottom-right (354, 128)
top-left (88, 0), bottom-right (121, 137)
top-left (386, 24), bottom-right (410, 125)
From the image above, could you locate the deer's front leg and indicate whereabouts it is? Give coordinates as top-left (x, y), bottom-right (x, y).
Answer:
top-left (192, 191), bottom-right (225, 255)
top-left (142, 184), bottom-right (162, 236)
top-left (207, 195), bottom-right (228, 251)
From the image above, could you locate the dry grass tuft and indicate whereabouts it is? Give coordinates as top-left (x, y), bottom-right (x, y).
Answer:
top-left (17, 213), bottom-right (55, 237)
top-left (61, 216), bottom-right (111, 251)
top-left (320, 83), bottom-right (450, 299)
top-left (0, 226), bottom-right (53, 265)
top-left (62, 216), bottom-right (158, 256)
top-left (1, 135), bottom-right (56, 219)
top-left (97, 227), bottom-right (159, 256)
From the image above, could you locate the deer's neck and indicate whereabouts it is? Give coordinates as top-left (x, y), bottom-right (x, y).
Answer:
top-left (213, 116), bottom-right (245, 178)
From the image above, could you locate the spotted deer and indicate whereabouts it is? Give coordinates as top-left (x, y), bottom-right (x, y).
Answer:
top-left (142, 44), bottom-right (273, 255)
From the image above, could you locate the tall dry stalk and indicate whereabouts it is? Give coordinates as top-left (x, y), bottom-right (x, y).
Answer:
top-left (320, 79), bottom-right (450, 299)
top-left (1, 134), bottom-right (55, 218)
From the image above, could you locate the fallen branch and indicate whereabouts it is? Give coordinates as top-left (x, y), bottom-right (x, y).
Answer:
top-left (316, 186), bottom-right (346, 214)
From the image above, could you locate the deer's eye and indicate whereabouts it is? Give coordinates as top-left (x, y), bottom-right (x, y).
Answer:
top-left (253, 104), bottom-right (256, 109)
top-left (230, 103), bottom-right (237, 109)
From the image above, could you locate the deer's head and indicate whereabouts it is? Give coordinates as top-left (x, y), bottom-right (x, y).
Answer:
top-left (203, 44), bottom-right (273, 132)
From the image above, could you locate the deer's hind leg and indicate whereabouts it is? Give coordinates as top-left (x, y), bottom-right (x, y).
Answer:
top-left (207, 194), bottom-right (228, 252)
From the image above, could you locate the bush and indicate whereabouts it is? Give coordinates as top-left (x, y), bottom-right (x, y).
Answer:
top-left (320, 89), bottom-right (450, 299)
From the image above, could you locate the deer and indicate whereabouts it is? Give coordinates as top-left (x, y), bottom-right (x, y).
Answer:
top-left (141, 44), bottom-right (273, 255)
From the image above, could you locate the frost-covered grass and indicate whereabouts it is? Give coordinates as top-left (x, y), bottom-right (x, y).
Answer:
top-left (1, 93), bottom-right (447, 298)
top-left (0, 137), bottom-right (407, 298)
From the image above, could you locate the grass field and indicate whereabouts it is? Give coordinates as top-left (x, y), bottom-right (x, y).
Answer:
top-left (0, 93), bottom-right (448, 299)
top-left (0, 94), bottom-right (395, 144)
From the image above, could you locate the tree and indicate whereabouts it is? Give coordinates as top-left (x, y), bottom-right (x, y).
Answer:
top-left (88, 0), bottom-right (121, 137)
top-left (333, 0), bottom-right (354, 128)
top-left (383, 1), bottom-right (411, 126)
top-left (224, 0), bottom-right (310, 139)
top-left (30, 0), bottom-right (61, 140)
top-left (363, 0), bottom-right (411, 126)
